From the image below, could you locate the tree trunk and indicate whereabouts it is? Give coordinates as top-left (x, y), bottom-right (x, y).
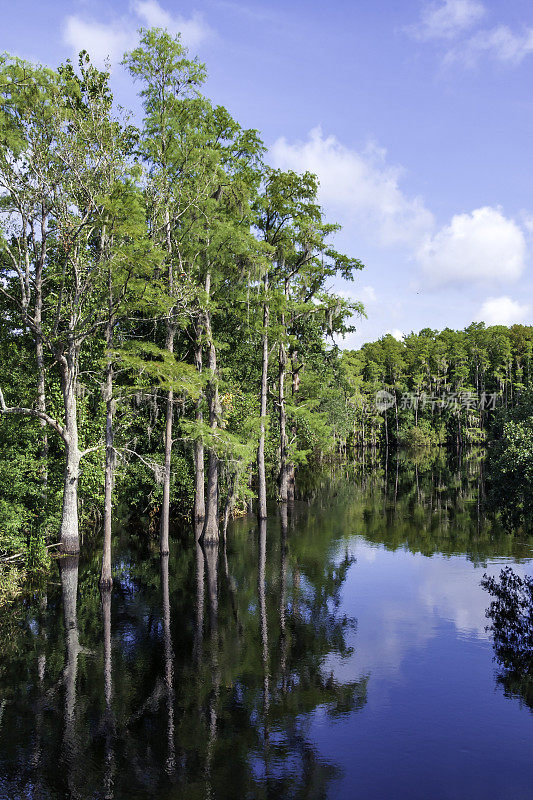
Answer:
top-left (222, 470), bottom-right (237, 545)
top-left (59, 356), bottom-right (81, 554)
top-left (286, 349), bottom-right (299, 503)
top-left (35, 332), bottom-right (48, 493)
top-left (160, 207), bottom-right (175, 555)
top-left (160, 323), bottom-right (175, 556)
top-left (35, 213), bottom-right (48, 493)
top-left (100, 313), bottom-right (114, 589)
top-left (278, 326), bottom-right (289, 504)
top-left (257, 276), bottom-right (269, 519)
top-left (201, 273), bottom-right (221, 543)
top-left (194, 322), bottom-right (205, 522)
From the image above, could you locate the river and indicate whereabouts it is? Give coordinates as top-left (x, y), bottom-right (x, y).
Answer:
top-left (1, 451), bottom-right (533, 799)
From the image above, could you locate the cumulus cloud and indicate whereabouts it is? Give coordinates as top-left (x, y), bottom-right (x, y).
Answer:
top-left (476, 296), bottom-right (530, 326)
top-left (417, 206), bottom-right (526, 288)
top-left (63, 17), bottom-right (133, 65)
top-left (270, 127), bottom-right (434, 247)
top-left (132, 1), bottom-right (211, 48)
top-left (63, 1), bottom-right (212, 67)
top-left (408, 1), bottom-right (533, 67)
top-left (407, 0), bottom-right (485, 41)
top-left (450, 25), bottom-right (533, 66)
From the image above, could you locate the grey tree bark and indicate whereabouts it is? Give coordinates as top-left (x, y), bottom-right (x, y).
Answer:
top-left (160, 323), bottom-right (176, 556)
top-left (201, 272), bottom-right (221, 544)
top-left (100, 304), bottom-right (115, 588)
top-left (59, 352), bottom-right (81, 554)
top-left (194, 320), bottom-right (205, 522)
top-left (257, 274), bottom-right (269, 520)
top-left (278, 319), bottom-right (289, 504)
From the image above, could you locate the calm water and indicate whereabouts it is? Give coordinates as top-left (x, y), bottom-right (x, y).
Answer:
top-left (2, 453), bottom-right (533, 800)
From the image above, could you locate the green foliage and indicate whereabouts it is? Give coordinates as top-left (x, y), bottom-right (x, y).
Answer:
top-left (0, 29), bottom-right (368, 578)
top-left (486, 390), bottom-right (533, 530)
top-left (341, 322), bottom-right (533, 451)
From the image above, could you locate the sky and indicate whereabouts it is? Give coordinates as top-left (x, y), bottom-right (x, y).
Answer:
top-left (3, 0), bottom-right (533, 348)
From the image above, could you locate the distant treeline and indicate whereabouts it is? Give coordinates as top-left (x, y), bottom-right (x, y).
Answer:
top-left (339, 323), bottom-right (533, 450)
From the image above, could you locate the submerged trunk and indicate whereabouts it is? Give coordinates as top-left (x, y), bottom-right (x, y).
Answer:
top-left (60, 354), bottom-right (81, 554)
top-left (194, 321), bottom-right (205, 522)
top-left (201, 273), bottom-right (220, 544)
top-left (160, 323), bottom-right (176, 556)
top-left (257, 275), bottom-right (269, 519)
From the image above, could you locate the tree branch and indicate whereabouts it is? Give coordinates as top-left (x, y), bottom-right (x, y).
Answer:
top-left (79, 444), bottom-right (103, 459)
top-left (0, 387), bottom-right (67, 442)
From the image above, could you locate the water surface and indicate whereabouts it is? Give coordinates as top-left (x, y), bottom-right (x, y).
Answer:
top-left (1, 454), bottom-right (533, 799)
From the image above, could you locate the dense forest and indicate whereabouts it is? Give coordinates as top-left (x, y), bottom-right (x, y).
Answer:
top-left (0, 28), bottom-right (362, 597)
top-left (341, 323), bottom-right (533, 449)
top-left (1, 28), bottom-right (533, 603)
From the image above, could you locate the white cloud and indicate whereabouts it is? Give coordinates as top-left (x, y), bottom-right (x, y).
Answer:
top-left (417, 206), bottom-right (526, 288)
top-left (270, 127), bottom-right (434, 247)
top-left (453, 25), bottom-right (533, 66)
top-left (360, 285), bottom-right (377, 304)
top-left (63, 1), bottom-right (212, 67)
top-left (385, 329), bottom-right (404, 341)
top-left (408, 0), bottom-right (485, 41)
top-left (521, 214), bottom-right (533, 235)
top-left (339, 286), bottom-right (377, 304)
top-left (476, 296), bottom-right (530, 326)
top-left (63, 17), bottom-right (133, 66)
top-left (408, 1), bottom-right (533, 68)
top-left (132, 1), bottom-right (211, 49)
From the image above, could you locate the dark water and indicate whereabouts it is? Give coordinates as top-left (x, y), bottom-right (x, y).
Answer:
top-left (2, 453), bottom-right (533, 800)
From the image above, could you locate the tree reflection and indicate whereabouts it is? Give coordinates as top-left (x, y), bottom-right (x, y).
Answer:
top-left (60, 554), bottom-right (82, 799)
top-left (304, 450), bottom-right (533, 563)
top-left (0, 495), bottom-right (366, 799)
top-left (482, 567), bottom-right (533, 711)
top-left (100, 585), bottom-right (115, 799)
top-left (160, 553), bottom-right (176, 776)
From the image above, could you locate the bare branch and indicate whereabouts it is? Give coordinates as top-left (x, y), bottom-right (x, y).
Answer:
top-left (79, 443), bottom-right (103, 459)
top-left (0, 386), bottom-right (67, 442)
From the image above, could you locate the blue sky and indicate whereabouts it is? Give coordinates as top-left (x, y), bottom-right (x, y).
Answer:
top-left (4, 0), bottom-right (533, 347)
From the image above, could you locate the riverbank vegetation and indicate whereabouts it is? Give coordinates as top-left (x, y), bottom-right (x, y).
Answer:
top-left (0, 29), bottom-right (362, 593)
